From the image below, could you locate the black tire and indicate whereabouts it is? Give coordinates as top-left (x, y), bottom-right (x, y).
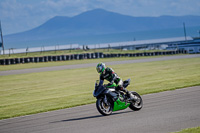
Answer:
top-left (96, 97), bottom-right (113, 116)
top-left (129, 91), bottom-right (143, 111)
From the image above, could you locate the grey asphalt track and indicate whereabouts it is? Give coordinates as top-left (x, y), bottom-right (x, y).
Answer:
top-left (0, 86), bottom-right (200, 133)
top-left (1, 54), bottom-right (200, 76)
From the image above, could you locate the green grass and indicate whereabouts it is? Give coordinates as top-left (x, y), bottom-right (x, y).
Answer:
top-left (0, 55), bottom-right (166, 71)
top-left (0, 49), bottom-right (169, 59)
top-left (173, 127), bottom-right (200, 133)
top-left (0, 57), bottom-right (200, 119)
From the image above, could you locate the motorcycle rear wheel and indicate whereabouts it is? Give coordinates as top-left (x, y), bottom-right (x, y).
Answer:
top-left (129, 91), bottom-right (143, 111)
top-left (96, 98), bottom-right (113, 116)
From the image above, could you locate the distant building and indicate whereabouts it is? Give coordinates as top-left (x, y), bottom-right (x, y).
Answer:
top-left (167, 37), bottom-right (200, 54)
top-left (87, 36), bottom-right (200, 54)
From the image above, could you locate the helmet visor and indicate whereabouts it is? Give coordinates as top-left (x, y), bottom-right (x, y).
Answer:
top-left (97, 66), bottom-right (102, 73)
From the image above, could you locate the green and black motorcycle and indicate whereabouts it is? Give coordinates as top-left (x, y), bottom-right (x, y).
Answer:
top-left (93, 79), bottom-right (143, 116)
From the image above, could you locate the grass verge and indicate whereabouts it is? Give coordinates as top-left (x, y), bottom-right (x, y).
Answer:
top-left (172, 127), bottom-right (200, 133)
top-left (0, 49), bottom-right (167, 59)
top-left (0, 57), bottom-right (200, 119)
top-left (0, 55), bottom-right (168, 71)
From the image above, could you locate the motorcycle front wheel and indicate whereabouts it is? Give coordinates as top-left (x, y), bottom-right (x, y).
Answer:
top-left (129, 91), bottom-right (143, 111)
top-left (96, 97), bottom-right (113, 116)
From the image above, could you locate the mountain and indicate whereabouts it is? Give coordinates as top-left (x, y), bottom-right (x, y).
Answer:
top-left (4, 9), bottom-right (200, 47)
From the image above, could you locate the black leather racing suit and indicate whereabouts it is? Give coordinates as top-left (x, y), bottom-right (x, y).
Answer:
top-left (98, 67), bottom-right (128, 93)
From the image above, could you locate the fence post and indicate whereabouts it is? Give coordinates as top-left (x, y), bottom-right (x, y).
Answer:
top-left (26, 47), bottom-right (29, 55)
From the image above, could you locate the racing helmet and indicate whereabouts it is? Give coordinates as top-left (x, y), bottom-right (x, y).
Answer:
top-left (96, 63), bottom-right (106, 73)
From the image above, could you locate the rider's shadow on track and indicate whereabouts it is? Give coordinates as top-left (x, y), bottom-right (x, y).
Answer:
top-left (50, 110), bottom-right (133, 123)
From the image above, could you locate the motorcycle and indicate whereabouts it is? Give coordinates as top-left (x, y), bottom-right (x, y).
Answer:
top-left (93, 79), bottom-right (143, 116)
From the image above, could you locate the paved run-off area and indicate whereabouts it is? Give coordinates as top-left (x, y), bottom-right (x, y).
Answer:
top-left (0, 86), bottom-right (200, 133)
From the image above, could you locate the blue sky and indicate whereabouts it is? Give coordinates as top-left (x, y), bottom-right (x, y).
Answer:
top-left (0, 0), bottom-right (200, 35)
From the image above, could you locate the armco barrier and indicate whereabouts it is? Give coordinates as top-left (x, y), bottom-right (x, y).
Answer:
top-left (0, 51), bottom-right (188, 65)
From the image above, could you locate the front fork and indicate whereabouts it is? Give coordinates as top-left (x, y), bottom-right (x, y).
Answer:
top-left (103, 95), bottom-right (108, 105)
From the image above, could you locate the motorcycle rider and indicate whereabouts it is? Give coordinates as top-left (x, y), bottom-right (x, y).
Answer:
top-left (96, 62), bottom-right (135, 100)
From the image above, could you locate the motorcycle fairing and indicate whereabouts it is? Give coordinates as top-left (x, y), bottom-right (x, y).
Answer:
top-left (93, 85), bottom-right (105, 97)
top-left (113, 98), bottom-right (130, 111)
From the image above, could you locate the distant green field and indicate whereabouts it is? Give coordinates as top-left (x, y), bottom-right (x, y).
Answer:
top-left (0, 57), bottom-right (200, 119)
top-left (172, 127), bottom-right (200, 133)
